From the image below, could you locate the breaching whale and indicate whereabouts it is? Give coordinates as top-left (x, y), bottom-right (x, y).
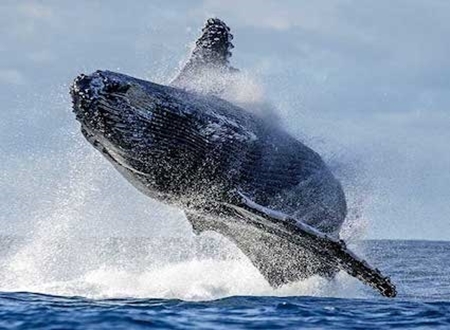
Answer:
top-left (70, 18), bottom-right (396, 297)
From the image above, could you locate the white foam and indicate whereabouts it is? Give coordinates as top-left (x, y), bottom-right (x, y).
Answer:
top-left (1, 243), bottom-right (361, 301)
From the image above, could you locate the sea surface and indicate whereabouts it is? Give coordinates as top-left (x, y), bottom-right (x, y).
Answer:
top-left (0, 239), bottom-right (448, 329)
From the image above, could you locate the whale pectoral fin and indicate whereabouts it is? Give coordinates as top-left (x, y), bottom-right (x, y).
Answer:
top-left (221, 192), bottom-right (397, 298)
top-left (170, 18), bottom-right (238, 92)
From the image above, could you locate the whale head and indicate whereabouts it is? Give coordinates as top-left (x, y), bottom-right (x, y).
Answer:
top-left (71, 71), bottom-right (156, 168)
top-left (71, 70), bottom-right (200, 200)
top-left (70, 70), bottom-right (243, 203)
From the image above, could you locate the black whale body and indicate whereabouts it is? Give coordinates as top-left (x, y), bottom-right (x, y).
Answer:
top-left (70, 19), bottom-right (396, 297)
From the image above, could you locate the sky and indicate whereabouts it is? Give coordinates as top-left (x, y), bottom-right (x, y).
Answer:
top-left (0, 0), bottom-right (449, 240)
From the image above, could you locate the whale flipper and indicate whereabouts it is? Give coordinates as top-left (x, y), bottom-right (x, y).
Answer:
top-left (171, 18), bottom-right (238, 94)
top-left (219, 192), bottom-right (397, 298)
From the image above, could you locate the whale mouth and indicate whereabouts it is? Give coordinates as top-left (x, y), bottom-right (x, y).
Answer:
top-left (80, 125), bottom-right (150, 178)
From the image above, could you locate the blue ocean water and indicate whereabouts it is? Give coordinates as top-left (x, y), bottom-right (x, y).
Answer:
top-left (0, 240), bottom-right (448, 329)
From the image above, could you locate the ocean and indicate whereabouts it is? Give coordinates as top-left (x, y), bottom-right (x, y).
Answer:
top-left (1, 2), bottom-right (450, 329)
top-left (0, 239), bottom-right (448, 329)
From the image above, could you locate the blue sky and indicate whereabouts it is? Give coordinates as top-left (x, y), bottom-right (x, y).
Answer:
top-left (1, 1), bottom-right (449, 240)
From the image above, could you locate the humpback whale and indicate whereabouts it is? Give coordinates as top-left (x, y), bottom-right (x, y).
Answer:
top-left (70, 18), bottom-right (396, 297)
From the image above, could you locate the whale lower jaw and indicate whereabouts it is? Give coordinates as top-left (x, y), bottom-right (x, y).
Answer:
top-left (81, 126), bottom-right (152, 181)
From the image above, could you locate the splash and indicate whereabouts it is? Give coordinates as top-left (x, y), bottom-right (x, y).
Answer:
top-left (0, 50), bottom-right (368, 302)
